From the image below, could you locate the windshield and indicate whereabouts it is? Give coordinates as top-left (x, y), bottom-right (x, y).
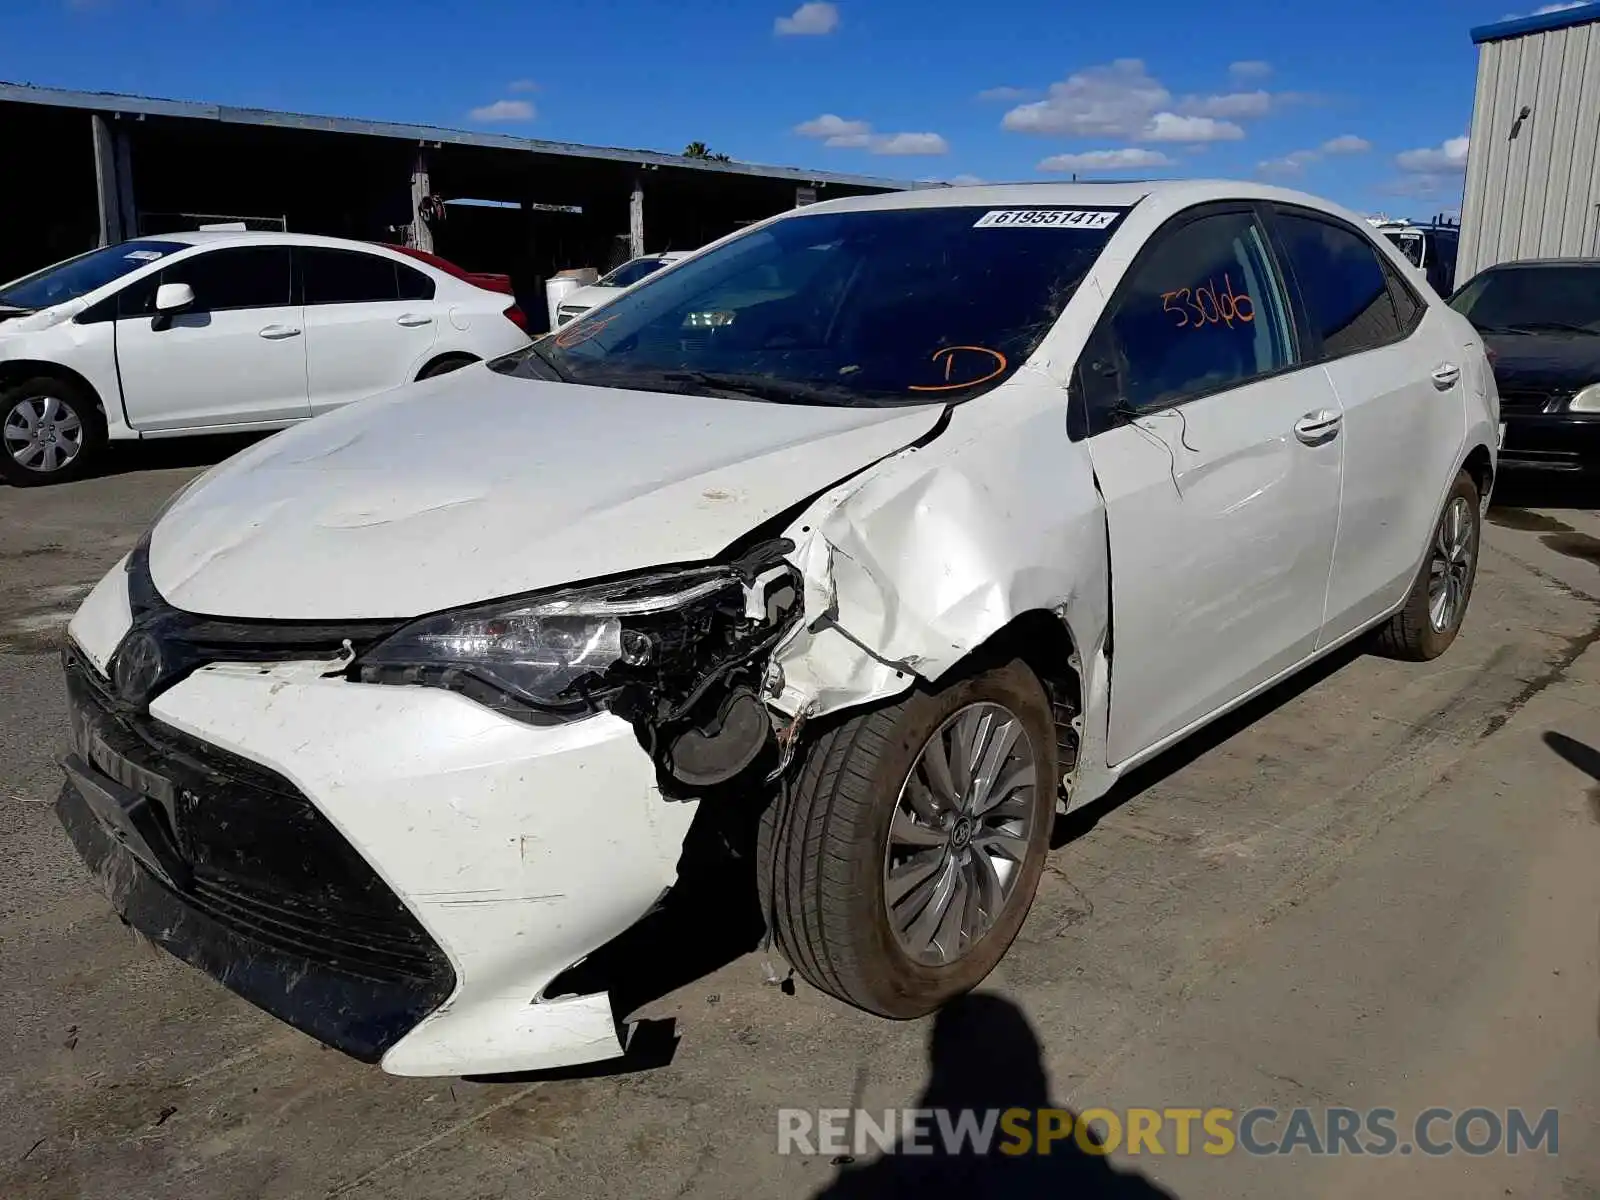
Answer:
top-left (599, 257), bottom-right (669, 289)
top-left (0, 241), bottom-right (186, 311)
top-left (1450, 265), bottom-right (1600, 334)
top-left (501, 205), bottom-right (1126, 407)
top-left (1382, 230), bottom-right (1425, 267)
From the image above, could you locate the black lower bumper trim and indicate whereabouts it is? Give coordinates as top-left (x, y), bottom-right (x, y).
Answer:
top-left (57, 776), bottom-right (449, 1063)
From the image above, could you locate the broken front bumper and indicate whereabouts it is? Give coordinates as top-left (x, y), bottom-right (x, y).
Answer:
top-left (58, 583), bottom-right (701, 1076)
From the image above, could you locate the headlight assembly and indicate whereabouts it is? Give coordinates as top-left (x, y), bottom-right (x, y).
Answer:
top-left (1568, 383), bottom-right (1600, 413)
top-left (355, 562), bottom-right (801, 726)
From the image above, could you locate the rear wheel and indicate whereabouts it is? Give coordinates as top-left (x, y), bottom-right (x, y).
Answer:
top-left (758, 660), bottom-right (1057, 1018)
top-left (0, 375), bottom-right (105, 487)
top-left (1376, 469), bottom-right (1480, 660)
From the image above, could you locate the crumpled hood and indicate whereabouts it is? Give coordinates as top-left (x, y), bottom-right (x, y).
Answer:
top-left (149, 368), bottom-right (944, 619)
top-left (1485, 332), bottom-right (1600, 390)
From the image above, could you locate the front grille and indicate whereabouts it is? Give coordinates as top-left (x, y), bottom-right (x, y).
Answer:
top-left (65, 652), bottom-right (452, 988)
top-left (1498, 388), bottom-right (1566, 414)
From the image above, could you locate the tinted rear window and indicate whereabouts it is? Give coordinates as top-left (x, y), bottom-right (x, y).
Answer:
top-left (1275, 212), bottom-right (1403, 357)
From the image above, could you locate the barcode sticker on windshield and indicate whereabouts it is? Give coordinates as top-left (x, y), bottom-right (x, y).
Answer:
top-left (973, 209), bottom-right (1119, 230)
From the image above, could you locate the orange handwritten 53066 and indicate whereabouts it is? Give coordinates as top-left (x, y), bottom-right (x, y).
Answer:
top-left (1160, 274), bottom-right (1255, 330)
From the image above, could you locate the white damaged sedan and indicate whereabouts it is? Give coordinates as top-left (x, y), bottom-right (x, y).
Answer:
top-left (58, 182), bottom-right (1498, 1076)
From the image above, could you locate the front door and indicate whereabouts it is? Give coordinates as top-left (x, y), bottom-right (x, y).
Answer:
top-left (1080, 206), bottom-right (1344, 765)
top-left (113, 245), bottom-right (309, 431)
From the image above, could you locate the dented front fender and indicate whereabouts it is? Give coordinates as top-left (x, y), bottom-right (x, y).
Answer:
top-left (768, 377), bottom-right (1110, 724)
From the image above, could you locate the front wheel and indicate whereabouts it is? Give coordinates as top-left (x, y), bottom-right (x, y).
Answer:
top-left (1376, 468), bottom-right (1480, 660)
top-left (0, 376), bottom-right (105, 487)
top-left (758, 660), bottom-right (1057, 1018)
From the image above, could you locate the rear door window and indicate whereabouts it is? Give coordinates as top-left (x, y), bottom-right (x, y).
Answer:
top-left (1273, 211), bottom-right (1405, 358)
top-left (301, 248), bottom-right (405, 305)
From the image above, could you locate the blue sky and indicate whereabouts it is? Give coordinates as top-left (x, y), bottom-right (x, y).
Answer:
top-left (0, 0), bottom-right (1586, 216)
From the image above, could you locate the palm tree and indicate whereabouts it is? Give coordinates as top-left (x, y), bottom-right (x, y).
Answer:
top-left (683, 141), bottom-right (732, 162)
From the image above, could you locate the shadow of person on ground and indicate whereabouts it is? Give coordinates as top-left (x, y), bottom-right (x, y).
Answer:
top-left (1540, 731), bottom-right (1600, 1040)
top-left (815, 993), bottom-right (1175, 1199)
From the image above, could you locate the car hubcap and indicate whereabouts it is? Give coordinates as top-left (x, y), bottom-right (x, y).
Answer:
top-left (883, 701), bottom-right (1039, 966)
top-left (3, 395), bottom-right (83, 473)
top-left (1428, 495), bottom-right (1474, 632)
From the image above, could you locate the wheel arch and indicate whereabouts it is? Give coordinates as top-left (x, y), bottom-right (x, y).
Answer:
top-left (948, 608), bottom-right (1085, 783)
top-left (415, 351), bottom-right (480, 381)
top-left (1461, 442), bottom-right (1494, 506)
top-left (0, 359), bottom-right (108, 423)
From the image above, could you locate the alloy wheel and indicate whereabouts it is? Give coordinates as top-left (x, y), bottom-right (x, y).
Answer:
top-left (1428, 495), bottom-right (1475, 632)
top-left (3, 395), bottom-right (84, 474)
top-left (883, 701), bottom-right (1040, 966)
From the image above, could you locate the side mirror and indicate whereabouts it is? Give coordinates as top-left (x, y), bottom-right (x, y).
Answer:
top-left (155, 282), bottom-right (195, 314)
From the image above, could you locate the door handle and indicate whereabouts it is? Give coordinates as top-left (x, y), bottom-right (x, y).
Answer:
top-left (1431, 362), bottom-right (1461, 389)
top-left (396, 314), bottom-right (434, 327)
top-left (258, 325), bottom-right (302, 340)
top-left (1293, 409), bottom-right (1342, 446)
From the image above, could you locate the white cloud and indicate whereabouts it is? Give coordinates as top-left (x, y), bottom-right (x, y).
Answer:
top-left (1257, 133), bottom-right (1372, 177)
top-left (977, 86), bottom-right (1037, 103)
top-left (1321, 134), bottom-right (1372, 155)
top-left (1143, 113), bottom-right (1245, 143)
top-left (1001, 59), bottom-right (1291, 144)
top-left (469, 99), bottom-right (535, 122)
top-left (1179, 90), bottom-right (1273, 120)
top-left (1501, 2), bottom-right (1587, 16)
top-left (507, 79), bottom-right (539, 93)
top-left (872, 132), bottom-right (950, 156)
top-left (1258, 149), bottom-right (1321, 176)
top-left (1002, 59), bottom-right (1171, 137)
top-left (775, 1), bottom-right (839, 35)
top-left (794, 113), bottom-right (872, 147)
top-left (1038, 148), bottom-right (1174, 173)
top-left (1228, 60), bottom-right (1273, 80)
top-left (947, 173), bottom-right (986, 185)
top-left (795, 114), bottom-right (947, 155)
top-left (1396, 135), bottom-right (1470, 172)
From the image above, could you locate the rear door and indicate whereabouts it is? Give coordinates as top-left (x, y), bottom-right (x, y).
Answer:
top-left (299, 247), bottom-right (440, 414)
top-left (1081, 205), bottom-right (1345, 765)
top-left (114, 245), bottom-right (309, 430)
top-left (1266, 206), bottom-right (1466, 645)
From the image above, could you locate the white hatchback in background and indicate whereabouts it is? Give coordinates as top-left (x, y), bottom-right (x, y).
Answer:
top-left (0, 232), bottom-right (532, 485)
top-left (59, 182), bottom-right (1496, 1077)
top-left (555, 251), bottom-right (692, 326)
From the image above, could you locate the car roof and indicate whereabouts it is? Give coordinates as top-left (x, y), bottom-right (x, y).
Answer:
top-left (788, 179), bottom-right (1359, 218)
top-left (135, 230), bottom-right (418, 254)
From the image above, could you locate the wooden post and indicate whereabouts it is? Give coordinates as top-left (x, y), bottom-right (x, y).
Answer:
top-left (629, 178), bottom-right (645, 260)
top-left (410, 147), bottom-right (434, 253)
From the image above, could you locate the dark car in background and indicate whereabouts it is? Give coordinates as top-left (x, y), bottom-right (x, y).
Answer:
top-left (1450, 259), bottom-right (1600, 472)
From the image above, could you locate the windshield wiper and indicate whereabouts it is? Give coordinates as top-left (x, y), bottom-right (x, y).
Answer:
top-left (493, 338), bottom-right (568, 382)
top-left (0, 303), bottom-right (35, 316)
top-left (1505, 320), bottom-right (1597, 335)
top-left (657, 369), bottom-right (904, 407)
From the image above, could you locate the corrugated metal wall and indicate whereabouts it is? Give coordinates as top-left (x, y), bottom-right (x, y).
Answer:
top-left (1458, 18), bottom-right (1600, 280)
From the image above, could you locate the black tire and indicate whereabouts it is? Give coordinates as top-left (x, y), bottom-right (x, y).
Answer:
top-left (758, 659), bottom-right (1057, 1018)
top-left (1376, 468), bottom-right (1481, 661)
top-left (417, 354), bottom-right (478, 381)
top-left (0, 374), bottom-right (105, 487)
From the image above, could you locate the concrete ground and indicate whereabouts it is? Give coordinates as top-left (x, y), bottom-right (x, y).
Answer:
top-left (0, 442), bottom-right (1596, 1200)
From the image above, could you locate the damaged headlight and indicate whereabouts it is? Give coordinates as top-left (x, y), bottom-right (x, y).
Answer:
top-left (355, 562), bottom-right (800, 730)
